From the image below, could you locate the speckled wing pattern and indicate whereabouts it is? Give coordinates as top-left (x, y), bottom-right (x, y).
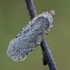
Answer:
top-left (6, 11), bottom-right (54, 62)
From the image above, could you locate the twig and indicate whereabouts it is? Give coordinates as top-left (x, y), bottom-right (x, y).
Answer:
top-left (24, 0), bottom-right (58, 70)
top-left (41, 40), bottom-right (58, 70)
top-left (25, 0), bottom-right (37, 19)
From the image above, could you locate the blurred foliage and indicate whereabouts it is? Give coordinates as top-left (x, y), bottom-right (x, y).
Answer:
top-left (0, 0), bottom-right (70, 70)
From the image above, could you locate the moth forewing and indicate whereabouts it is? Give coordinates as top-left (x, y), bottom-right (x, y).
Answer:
top-left (7, 10), bottom-right (55, 62)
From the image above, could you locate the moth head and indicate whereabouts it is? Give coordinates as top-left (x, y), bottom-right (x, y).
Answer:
top-left (42, 10), bottom-right (55, 23)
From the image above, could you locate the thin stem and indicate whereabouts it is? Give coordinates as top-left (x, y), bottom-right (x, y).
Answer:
top-left (24, 0), bottom-right (58, 70)
top-left (25, 0), bottom-right (37, 19)
top-left (41, 40), bottom-right (58, 70)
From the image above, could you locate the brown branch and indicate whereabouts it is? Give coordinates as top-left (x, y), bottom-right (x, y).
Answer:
top-left (24, 0), bottom-right (58, 70)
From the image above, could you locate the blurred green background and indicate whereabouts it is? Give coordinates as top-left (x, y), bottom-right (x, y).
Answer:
top-left (0, 0), bottom-right (70, 70)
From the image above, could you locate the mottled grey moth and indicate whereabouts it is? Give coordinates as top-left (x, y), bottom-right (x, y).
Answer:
top-left (6, 10), bottom-right (55, 62)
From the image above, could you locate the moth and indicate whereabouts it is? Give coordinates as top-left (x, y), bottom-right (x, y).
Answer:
top-left (6, 10), bottom-right (55, 62)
